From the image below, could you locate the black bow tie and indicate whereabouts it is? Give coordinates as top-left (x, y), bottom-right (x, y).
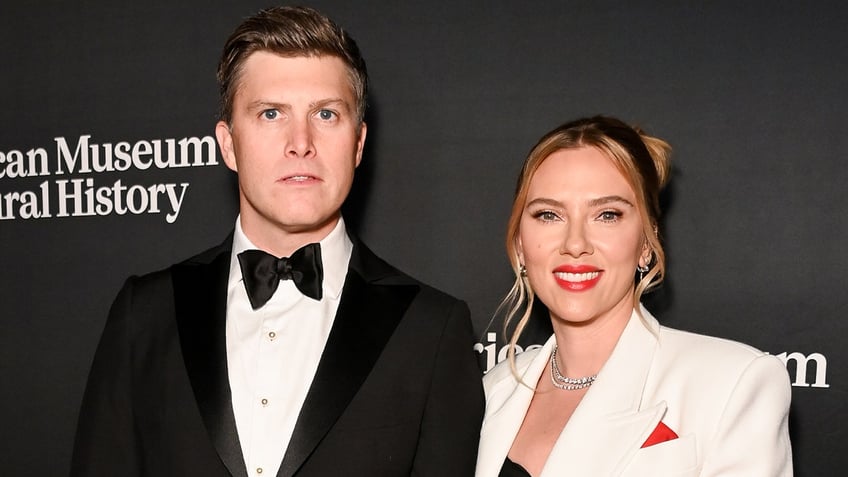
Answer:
top-left (237, 243), bottom-right (323, 309)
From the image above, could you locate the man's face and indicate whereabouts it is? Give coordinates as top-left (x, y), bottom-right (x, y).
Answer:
top-left (216, 52), bottom-right (366, 252)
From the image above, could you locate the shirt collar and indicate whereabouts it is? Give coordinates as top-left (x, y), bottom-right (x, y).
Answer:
top-left (229, 215), bottom-right (353, 300)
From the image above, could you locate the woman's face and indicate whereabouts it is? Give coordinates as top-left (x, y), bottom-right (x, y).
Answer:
top-left (517, 146), bottom-right (648, 327)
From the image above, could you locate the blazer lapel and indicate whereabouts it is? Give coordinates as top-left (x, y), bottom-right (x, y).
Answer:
top-left (277, 240), bottom-right (419, 477)
top-left (541, 308), bottom-right (664, 477)
top-left (173, 237), bottom-right (248, 477)
top-left (476, 336), bottom-right (555, 477)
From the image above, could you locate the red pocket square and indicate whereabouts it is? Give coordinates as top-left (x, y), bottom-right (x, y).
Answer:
top-left (641, 421), bottom-right (679, 448)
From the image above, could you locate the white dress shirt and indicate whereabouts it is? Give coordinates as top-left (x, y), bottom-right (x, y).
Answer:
top-left (226, 216), bottom-right (352, 477)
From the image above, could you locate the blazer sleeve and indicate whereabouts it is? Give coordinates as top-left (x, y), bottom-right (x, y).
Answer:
top-left (411, 299), bottom-right (485, 476)
top-left (70, 278), bottom-right (141, 477)
top-left (700, 354), bottom-right (793, 476)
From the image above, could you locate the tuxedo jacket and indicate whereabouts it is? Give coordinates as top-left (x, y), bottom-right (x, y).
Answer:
top-left (476, 307), bottom-right (793, 477)
top-left (71, 236), bottom-right (484, 477)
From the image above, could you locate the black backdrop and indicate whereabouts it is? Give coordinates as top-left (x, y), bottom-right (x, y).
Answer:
top-left (1, 1), bottom-right (844, 475)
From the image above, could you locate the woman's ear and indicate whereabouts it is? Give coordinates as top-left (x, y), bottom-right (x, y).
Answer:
top-left (639, 236), bottom-right (654, 268)
top-left (639, 248), bottom-right (652, 269)
top-left (515, 236), bottom-right (525, 265)
top-left (640, 225), bottom-right (659, 267)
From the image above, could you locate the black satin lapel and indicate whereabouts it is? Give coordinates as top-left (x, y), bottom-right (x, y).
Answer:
top-left (277, 270), bottom-right (419, 477)
top-left (173, 248), bottom-right (247, 477)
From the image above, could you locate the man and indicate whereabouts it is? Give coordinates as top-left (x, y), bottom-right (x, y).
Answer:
top-left (71, 6), bottom-right (483, 477)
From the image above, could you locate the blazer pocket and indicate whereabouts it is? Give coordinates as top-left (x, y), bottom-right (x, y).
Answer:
top-left (624, 434), bottom-right (698, 477)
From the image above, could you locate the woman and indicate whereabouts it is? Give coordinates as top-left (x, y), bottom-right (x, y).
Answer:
top-left (476, 116), bottom-right (792, 476)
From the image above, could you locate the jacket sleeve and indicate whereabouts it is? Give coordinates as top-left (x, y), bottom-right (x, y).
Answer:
top-left (700, 354), bottom-right (793, 476)
top-left (70, 278), bottom-right (141, 477)
top-left (412, 299), bottom-right (485, 476)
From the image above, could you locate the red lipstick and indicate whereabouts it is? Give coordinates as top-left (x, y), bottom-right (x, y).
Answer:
top-left (552, 265), bottom-right (602, 291)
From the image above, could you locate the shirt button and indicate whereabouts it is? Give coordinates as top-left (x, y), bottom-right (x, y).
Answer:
top-left (261, 398), bottom-right (269, 406)
top-left (256, 468), bottom-right (263, 474)
top-left (268, 331), bottom-right (276, 340)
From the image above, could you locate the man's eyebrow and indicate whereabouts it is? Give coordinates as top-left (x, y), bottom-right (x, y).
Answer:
top-left (310, 98), bottom-right (351, 111)
top-left (245, 98), bottom-right (352, 111)
top-left (246, 100), bottom-right (289, 111)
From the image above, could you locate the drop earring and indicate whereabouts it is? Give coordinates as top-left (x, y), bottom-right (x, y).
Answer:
top-left (637, 263), bottom-right (649, 281)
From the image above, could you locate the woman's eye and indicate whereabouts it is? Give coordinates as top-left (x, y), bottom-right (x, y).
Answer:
top-left (533, 210), bottom-right (559, 222)
top-left (262, 109), bottom-right (278, 120)
top-left (598, 210), bottom-right (622, 222)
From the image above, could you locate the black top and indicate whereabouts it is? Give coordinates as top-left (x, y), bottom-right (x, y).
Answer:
top-left (499, 456), bottom-right (532, 477)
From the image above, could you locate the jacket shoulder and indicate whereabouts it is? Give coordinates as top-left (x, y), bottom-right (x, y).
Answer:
top-left (174, 235), bottom-right (232, 267)
top-left (658, 326), bottom-right (772, 364)
top-left (652, 325), bottom-right (789, 391)
top-left (482, 342), bottom-right (545, 395)
top-left (115, 236), bottom-right (231, 303)
top-left (353, 238), bottom-right (466, 307)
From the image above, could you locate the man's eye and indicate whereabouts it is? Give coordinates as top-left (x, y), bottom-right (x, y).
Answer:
top-left (317, 109), bottom-right (335, 120)
top-left (262, 110), bottom-right (278, 120)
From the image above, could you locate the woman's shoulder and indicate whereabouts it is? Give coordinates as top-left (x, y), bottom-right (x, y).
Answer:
top-left (482, 337), bottom-right (552, 393)
top-left (654, 324), bottom-right (788, 385)
top-left (658, 324), bottom-right (764, 356)
top-left (483, 346), bottom-right (539, 381)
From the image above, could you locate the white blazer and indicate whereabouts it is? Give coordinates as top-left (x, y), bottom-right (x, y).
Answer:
top-left (476, 306), bottom-right (793, 477)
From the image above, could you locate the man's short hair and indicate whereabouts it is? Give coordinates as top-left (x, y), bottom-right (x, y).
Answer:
top-left (217, 6), bottom-right (368, 124)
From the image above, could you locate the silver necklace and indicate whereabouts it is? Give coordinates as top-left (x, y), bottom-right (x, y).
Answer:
top-left (550, 345), bottom-right (597, 391)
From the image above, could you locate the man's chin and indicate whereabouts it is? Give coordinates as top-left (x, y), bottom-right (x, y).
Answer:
top-left (273, 213), bottom-right (341, 235)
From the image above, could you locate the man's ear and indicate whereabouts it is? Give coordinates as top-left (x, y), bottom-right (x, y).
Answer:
top-left (354, 122), bottom-right (367, 168)
top-left (216, 120), bottom-right (237, 172)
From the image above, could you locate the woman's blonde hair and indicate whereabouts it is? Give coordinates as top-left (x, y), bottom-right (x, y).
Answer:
top-left (498, 116), bottom-right (672, 374)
